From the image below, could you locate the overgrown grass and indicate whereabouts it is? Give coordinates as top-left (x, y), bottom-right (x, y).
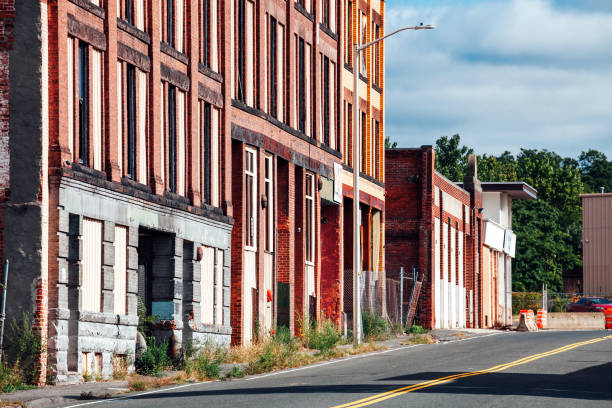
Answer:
top-left (185, 344), bottom-right (226, 380)
top-left (0, 362), bottom-right (30, 394)
top-left (301, 318), bottom-right (343, 354)
top-left (128, 372), bottom-right (188, 392)
top-left (134, 337), bottom-right (171, 376)
top-left (362, 311), bottom-right (389, 341)
top-left (408, 325), bottom-right (425, 334)
top-left (1, 313), bottom-right (44, 392)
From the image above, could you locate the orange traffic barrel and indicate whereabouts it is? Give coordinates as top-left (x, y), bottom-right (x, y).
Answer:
top-left (536, 309), bottom-right (547, 329)
top-left (605, 309), bottom-right (612, 330)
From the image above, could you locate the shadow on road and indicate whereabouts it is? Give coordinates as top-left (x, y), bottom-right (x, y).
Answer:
top-left (125, 362), bottom-right (612, 402)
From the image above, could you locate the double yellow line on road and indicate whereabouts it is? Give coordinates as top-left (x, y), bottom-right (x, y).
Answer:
top-left (331, 334), bottom-right (612, 408)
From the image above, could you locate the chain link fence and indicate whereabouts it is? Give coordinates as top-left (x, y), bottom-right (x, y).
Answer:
top-left (512, 291), bottom-right (612, 313)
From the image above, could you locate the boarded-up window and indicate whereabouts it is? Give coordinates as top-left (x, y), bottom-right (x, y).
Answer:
top-left (114, 226), bottom-right (128, 315)
top-left (82, 218), bottom-right (102, 313)
top-left (215, 249), bottom-right (223, 325)
top-left (200, 246), bottom-right (215, 324)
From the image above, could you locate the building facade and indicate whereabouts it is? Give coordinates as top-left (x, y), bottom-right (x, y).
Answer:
top-left (340, 0), bottom-right (386, 327)
top-left (386, 148), bottom-right (535, 329)
top-left (581, 193), bottom-right (612, 295)
top-left (0, 0), bottom-right (386, 382)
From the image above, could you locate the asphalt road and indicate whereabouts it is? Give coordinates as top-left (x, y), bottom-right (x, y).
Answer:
top-left (71, 330), bottom-right (612, 408)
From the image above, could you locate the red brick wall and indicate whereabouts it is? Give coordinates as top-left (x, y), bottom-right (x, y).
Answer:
top-left (230, 141), bottom-right (245, 345)
top-left (386, 146), bottom-right (478, 329)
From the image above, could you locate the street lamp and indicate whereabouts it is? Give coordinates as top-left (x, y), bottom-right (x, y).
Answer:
top-left (352, 23), bottom-right (434, 346)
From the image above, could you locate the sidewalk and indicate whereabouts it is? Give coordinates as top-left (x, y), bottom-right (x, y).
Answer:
top-left (0, 380), bottom-right (129, 408)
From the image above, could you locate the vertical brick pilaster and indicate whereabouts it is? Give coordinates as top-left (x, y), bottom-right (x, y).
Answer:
top-left (149, 0), bottom-right (164, 194)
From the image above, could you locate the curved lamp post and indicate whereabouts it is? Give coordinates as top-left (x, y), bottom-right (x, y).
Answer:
top-left (353, 24), bottom-right (434, 345)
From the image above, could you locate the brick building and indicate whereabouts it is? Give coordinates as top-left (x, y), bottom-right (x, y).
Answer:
top-left (340, 0), bottom-right (386, 327)
top-left (0, 0), bottom-right (387, 381)
top-left (386, 148), bottom-right (535, 329)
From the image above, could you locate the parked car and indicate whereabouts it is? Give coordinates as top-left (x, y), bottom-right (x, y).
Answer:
top-left (566, 297), bottom-right (612, 312)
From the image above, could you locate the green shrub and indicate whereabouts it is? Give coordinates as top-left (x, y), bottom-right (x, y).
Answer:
top-left (137, 297), bottom-right (159, 336)
top-left (408, 325), bottom-right (425, 334)
top-left (6, 313), bottom-right (43, 385)
top-left (226, 366), bottom-right (245, 379)
top-left (0, 361), bottom-right (29, 393)
top-left (135, 337), bottom-right (171, 376)
top-left (186, 345), bottom-right (226, 380)
top-left (303, 319), bottom-right (342, 353)
top-left (274, 326), bottom-right (292, 344)
top-left (362, 311), bottom-right (388, 340)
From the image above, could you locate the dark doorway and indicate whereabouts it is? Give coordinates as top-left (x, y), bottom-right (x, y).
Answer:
top-left (138, 228), bottom-right (174, 317)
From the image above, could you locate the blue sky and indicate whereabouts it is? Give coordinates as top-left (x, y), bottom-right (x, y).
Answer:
top-left (384, 0), bottom-right (612, 157)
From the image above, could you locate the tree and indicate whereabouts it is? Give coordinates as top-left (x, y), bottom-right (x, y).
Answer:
top-left (434, 134), bottom-right (474, 181)
top-left (578, 149), bottom-right (612, 194)
top-left (512, 200), bottom-right (580, 292)
top-left (385, 137), bottom-right (397, 149)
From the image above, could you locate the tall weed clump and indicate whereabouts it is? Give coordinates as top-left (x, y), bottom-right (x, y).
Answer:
top-left (362, 310), bottom-right (388, 341)
top-left (302, 318), bottom-right (342, 353)
top-left (135, 337), bottom-right (171, 376)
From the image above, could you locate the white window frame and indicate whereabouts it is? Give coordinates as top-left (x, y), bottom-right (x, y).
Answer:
top-left (305, 173), bottom-right (315, 265)
top-left (245, 147), bottom-right (257, 251)
top-left (113, 225), bottom-right (128, 315)
top-left (264, 154), bottom-right (274, 253)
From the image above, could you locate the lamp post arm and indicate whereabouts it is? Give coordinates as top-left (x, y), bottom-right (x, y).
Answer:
top-left (358, 25), bottom-right (435, 51)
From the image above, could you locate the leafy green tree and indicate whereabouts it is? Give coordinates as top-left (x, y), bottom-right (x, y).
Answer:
top-left (434, 134), bottom-right (474, 181)
top-left (512, 200), bottom-right (580, 292)
top-left (578, 149), bottom-right (612, 193)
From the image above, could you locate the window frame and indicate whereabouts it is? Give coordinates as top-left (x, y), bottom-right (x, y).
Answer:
top-left (78, 40), bottom-right (89, 166)
top-left (264, 154), bottom-right (274, 253)
top-left (305, 173), bottom-right (315, 265)
top-left (245, 147), bottom-right (257, 251)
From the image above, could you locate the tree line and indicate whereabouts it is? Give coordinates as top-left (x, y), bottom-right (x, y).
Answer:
top-left (431, 134), bottom-right (611, 293)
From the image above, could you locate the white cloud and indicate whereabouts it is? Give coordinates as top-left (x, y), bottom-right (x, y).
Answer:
top-left (384, 0), bottom-right (612, 157)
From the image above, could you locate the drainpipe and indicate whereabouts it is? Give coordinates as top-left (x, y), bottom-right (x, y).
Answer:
top-left (0, 260), bottom-right (9, 363)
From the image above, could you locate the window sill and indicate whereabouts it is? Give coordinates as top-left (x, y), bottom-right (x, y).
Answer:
top-left (198, 63), bottom-right (223, 83)
top-left (319, 24), bottom-right (338, 41)
top-left (160, 42), bottom-right (189, 65)
top-left (201, 202), bottom-right (225, 217)
top-left (359, 74), bottom-right (369, 84)
top-left (372, 83), bottom-right (382, 94)
top-left (67, 0), bottom-right (105, 19)
top-left (121, 176), bottom-right (152, 194)
top-left (164, 190), bottom-right (191, 205)
top-left (117, 18), bottom-right (151, 44)
top-left (294, 2), bottom-right (314, 22)
top-left (71, 161), bottom-right (107, 180)
top-left (344, 63), bottom-right (353, 73)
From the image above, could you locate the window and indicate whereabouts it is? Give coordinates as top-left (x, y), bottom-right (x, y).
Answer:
top-left (82, 218), bottom-right (102, 313)
top-left (296, 37), bottom-right (311, 136)
top-left (163, 83), bottom-right (185, 194)
top-left (113, 225), bottom-right (128, 315)
top-left (305, 173), bottom-right (315, 264)
top-left (344, 102), bottom-right (352, 166)
top-left (322, 0), bottom-right (330, 27)
top-left (322, 56), bottom-right (330, 146)
top-left (200, 101), bottom-right (220, 206)
top-left (200, 0), bottom-right (219, 70)
top-left (162, 0), bottom-right (184, 52)
top-left (264, 155), bottom-right (273, 252)
top-left (119, 0), bottom-right (146, 30)
top-left (234, 0), bottom-right (255, 105)
top-left (70, 39), bottom-right (103, 171)
top-left (360, 12), bottom-right (367, 76)
top-left (372, 22), bottom-right (380, 86)
top-left (245, 148), bottom-right (257, 249)
top-left (126, 64), bottom-right (136, 178)
top-left (373, 119), bottom-right (380, 179)
top-left (361, 111), bottom-right (366, 172)
top-left (297, 0), bottom-right (310, 13)
top-left (268, 16), bottom-right (277, 117)
top-left (78, 40), bottom-right (89, 166)
top-left (345, 0), bottom-right (353, 65)
top-left (200, 246), bottom-right (215, 325)
top-left (215, 249), bottom-right (223, 325)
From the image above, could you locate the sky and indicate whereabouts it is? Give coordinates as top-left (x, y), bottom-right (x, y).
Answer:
top-left (384, 0), bottom-right (612, 158)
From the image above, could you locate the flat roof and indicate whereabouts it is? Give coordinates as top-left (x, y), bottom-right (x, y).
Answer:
top-left (456, 181), bottom-right (537, 200)
top-left (580, 193), bottom-right (612, 199)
